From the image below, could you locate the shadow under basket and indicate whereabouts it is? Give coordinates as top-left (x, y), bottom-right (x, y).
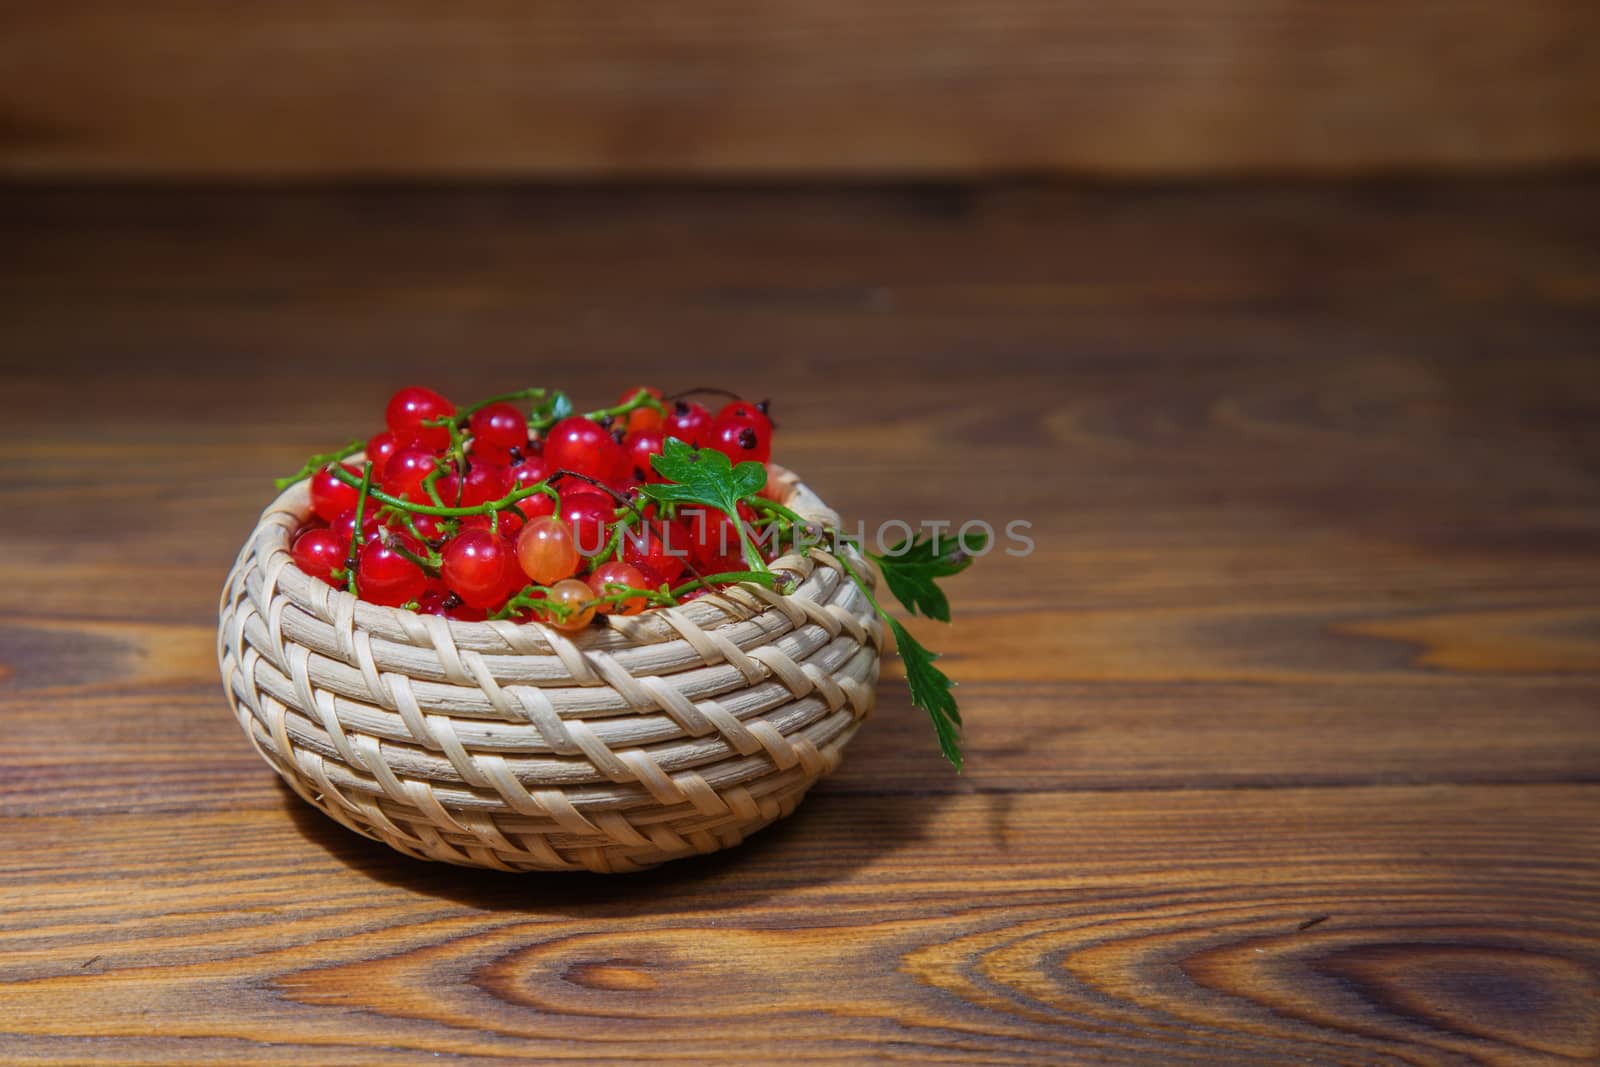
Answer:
top-left (217, 464), bottom-right (882, 873)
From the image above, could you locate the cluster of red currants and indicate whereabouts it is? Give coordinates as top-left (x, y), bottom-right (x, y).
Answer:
top-left (287, 385), bottom-right (779, 629)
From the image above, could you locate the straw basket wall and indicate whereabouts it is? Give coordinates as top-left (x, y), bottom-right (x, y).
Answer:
top-left (216, 464), bottom-right (881, 873)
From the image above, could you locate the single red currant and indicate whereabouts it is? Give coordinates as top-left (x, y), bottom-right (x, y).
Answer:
top-left (544, 416), bottom-right (627, 485)
top-left (621, 518), bottom-right (691, 582)
top-left (381, 443), bottom-right (439, 498)
top-left (469, 402), bottom-right (528, 453)
top-left (510, 453), bottom-right (550, 488)
top-left (310, 463), bottom-right (361, 523)
top-left (515, 516), bottom-right (580, 584)
top-left (716, 399), bottom-right (773, 437)
top-left (542, 578), bottom-right (598, 632)
top-left (418, 587), bottom-right (454, 617)
top-left (707, 413), bottom-right (772, 464)
top-left (459, 462), bottom-right (512, 507)
top-left (631, 560), bottom-right (667, 593)
top-left (624, 428), bottom-right (666, 482)
top-left (365, 431), bottom-right (400, 482)
top-left (441, 529), bottom-right (514, 609)
top-left (587, 561), bottom-right (650, 616)
top-left (681, 506), bottom-right (747, 568)
top-left (357, 538), bottom-right (427, 607)
top-left (331, 506), bottom-right (386, 546)
top-left (385, 386), bottom-right (456, 451)
top-left (292, 528), bottom-right (348, 587)
top-left (560, 491), bottom-right (616, 557)
top-left (665, 400), bottom-right (713, 447)
top-left (618, 386), bottom-right (665, 434)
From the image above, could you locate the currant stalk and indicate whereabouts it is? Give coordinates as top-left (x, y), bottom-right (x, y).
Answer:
top-left (343, 463), bottom-right (374, 594)
top-left (275, 439), bottom-right (365, 491)
top-left (328, 465), bottom-right (558, 519)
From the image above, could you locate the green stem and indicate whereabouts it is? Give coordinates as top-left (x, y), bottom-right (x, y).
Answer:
top-left (423, 387), bottom-right (548, 428)
top-left (584, 388), bottom-right (668, 423)
top-left (527, 391), bottom-right (574, 432)
top-left (344, 462), bottom-right (374, 594)
top-left (670, 570), bottom-right (775, 597)
top-left (275, 439), bottom-right (363, 491)
top-left (389, 540), bottom-right (441, 575)
top-left (329, 465), bottom-right (552, 518)
top-left (747, 496), bottom-right (809, 528)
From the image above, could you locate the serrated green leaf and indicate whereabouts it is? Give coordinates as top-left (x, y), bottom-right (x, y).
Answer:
top-left (887, 617), bottom-right (963, 770)
top-left (871, 529), bottom-right (986, 622)
top-left (642, 437), bottom-right (768, 513)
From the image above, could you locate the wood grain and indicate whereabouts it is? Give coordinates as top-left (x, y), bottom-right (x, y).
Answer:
top-left (2, 3), bottom-right (1599, 177)
top-left (2, 179), bottom-right (1600, 1063)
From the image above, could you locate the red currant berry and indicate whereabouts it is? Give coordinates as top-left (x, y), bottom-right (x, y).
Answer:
top-left (418, 587), bottom-right (453, 617)
top-left (469, 402), bottom-right (528, 453)
top-left (292, 528), bottom-right (348, 587)
top-left (510, 453), bottom-right (550, 488)
top-left (516, 491), bottom-right (557, 521)
top-left (516, 516), bottom-right (580, 584)
top-left (441, 529), bottom-right (514, 609)
top-left (621, 518), bottom-right (691, 582)
top-left (357, 538), bottom-right (427, 607)
top-left (310, 463), bottom-right (361, 523)
top-left (468, 441), bottom-right (512, 467)
top-left (624, 428), bottom-right (666, 482)
top-left (588, 561), bottom-right (650, 616)
top-left (560, 491), bottom-right (616, 557)
top-left (682, 506), bottom-right (746, 568)
top-left (618, 386), bottom-right (665, 434)
top-left (331, 506), bottom-right (385, 545)
top-left (385, 386), bottom-right (456, 451)
top-left (707, 413), bottom-right (771, 464)
top-left (665, 400), bottom-right (713, 447)
top-left (381, 443), bottom-right (439, 498)
top-left (632, 560), bottom-right (667, 593)
top-left (543, 578), bottom-right (598, 632)
top-left (365, 431), bottom-right (400, 482)
top-left (716, 400), bottom-right (773, 437)
top-left (458, 462), bottom-right (511, 507)
top-left (544, 416), bottom-right (627, 485)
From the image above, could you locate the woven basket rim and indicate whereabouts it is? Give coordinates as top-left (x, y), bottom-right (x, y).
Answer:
top-left (255, 460), bottom-right (844, 650)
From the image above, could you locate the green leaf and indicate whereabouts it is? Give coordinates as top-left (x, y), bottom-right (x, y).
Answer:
top-left (641, 436), bottom-right (768, 514)
top-left (546, 392), bottom-right (574, 422)
top-left (870, 529), bottom-right (987, 622)
top-left (887, 618), bottom-right (963, 770)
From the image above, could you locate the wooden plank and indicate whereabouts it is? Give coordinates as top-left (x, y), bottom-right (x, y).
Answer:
top-left (1, 787), bottom-right (1597, 1064)
top-left (1, 181), bottom-right (1599, 1062)
top-left (1, 3), bottom-right (1599, 177)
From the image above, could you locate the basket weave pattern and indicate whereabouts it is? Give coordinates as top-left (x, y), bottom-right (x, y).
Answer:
top-left (217, 466), bottom-right (881, 873)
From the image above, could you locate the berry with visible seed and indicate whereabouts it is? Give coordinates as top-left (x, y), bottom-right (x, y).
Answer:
top-left (664, 400), bottom-right (713, 447)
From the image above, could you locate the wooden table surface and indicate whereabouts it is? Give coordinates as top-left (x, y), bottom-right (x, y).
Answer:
top-left (2, 181), bottom-right (1599, 1065)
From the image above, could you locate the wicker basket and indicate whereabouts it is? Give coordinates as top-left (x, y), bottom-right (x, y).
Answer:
top-left (216, 463), bottom-right (882, 873)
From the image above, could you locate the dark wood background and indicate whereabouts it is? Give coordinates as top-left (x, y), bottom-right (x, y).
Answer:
top-left (3, 2), bottom-right (1600, 177)
top-left (2, 180), bottom-right (1599, 1062)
